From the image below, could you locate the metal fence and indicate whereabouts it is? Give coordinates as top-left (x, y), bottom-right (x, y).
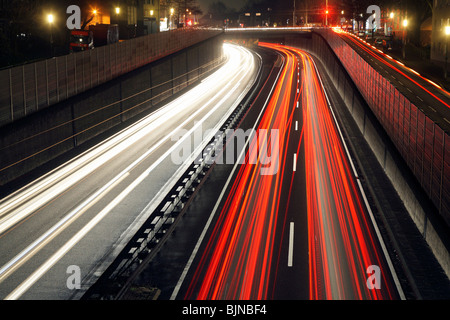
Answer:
top-left (0, 28), bottom-right (222, 127)
top-left (317, 29), bottom-right (449, 224)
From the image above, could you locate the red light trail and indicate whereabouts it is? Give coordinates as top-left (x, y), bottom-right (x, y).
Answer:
top-left (183, 42), bottom-right (401, 300)
top-left (290, 47), bottom-right (398, 299)
top-left (335, 30), bottom-right (450, 109)
top-left (184, 43), bottom-right (300, 300)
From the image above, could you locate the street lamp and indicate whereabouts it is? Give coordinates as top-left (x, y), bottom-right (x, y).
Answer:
top-left (388, 12), bottom-right (394, 37)
top-left (402, 19), bottom-right (408, 59)
top-left (445, 25), bottom-right (450, 79)
top-left (92, 9), bottom-right (98, 24)
top-left (170, 8), bottom-right (174, 29)
top-left (47, 14), bottom-right (54, 56)
top-left (115, 7), bottom-right (120, 15)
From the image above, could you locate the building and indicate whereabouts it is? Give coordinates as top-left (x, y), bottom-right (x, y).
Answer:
top-left (431, 0), bottom-right (450, 63)
top-left (143, 0), bottom-right (160, 33)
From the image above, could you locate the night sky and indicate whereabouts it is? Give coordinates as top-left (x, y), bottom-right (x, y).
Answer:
top-left (197, 0), bottom-right (244, 12)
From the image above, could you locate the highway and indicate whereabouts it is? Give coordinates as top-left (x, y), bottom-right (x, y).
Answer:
top-left (0, 43), bottom-right (259, 300)
top-left (166, 42), bottom-right (404, 300)
top-left (1, 36), bottom-right (445, 301)
top-left (334, 29), bottom-right (450, 130)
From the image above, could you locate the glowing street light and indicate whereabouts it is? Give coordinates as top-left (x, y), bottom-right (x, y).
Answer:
top-left (47, 14), bottom-right (54, 56)
top-left (445, 26), bottom-right (450, 79)
top-left (115, 7), bottom-right (120, 15)
top-left (170, 8), bottom-right (175, 30)
top-left (402, 19), bottom-right (408, 59)
top-left (390, 12), bottom-right (394, 19)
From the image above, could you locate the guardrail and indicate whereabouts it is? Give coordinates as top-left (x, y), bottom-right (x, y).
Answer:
top-left (0, 28), bottom-right (222, 127)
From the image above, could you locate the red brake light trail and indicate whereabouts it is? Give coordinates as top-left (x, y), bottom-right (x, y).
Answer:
top-left (185, 43), bottom-right (300, 300)
top-left (336, 30), bottom-right (450, 109)
top-left (289, 47), bottom-right (398, 299)
top-left (183, 42), bottom-right (400, 300)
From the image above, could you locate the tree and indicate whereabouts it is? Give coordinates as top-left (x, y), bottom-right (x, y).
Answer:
top-left (405, 0), bottom-right (433, 45)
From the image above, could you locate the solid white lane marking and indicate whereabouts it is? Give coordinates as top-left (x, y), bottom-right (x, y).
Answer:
top-left (288, 222), bottom-right (294, 267)
top-left (293, 153), bottom-right (297, 172)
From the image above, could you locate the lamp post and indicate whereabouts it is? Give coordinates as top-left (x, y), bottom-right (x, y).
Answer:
top-left (389, 12), bottom-right (394, 36)
top-left (402, 18), bottom-right (408, 60)
top-left (47, 14), bottom-right (54, 56)
top-left (445, 26), bottom-right (450, 79)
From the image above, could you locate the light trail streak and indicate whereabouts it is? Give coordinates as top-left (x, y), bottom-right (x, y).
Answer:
top-left (184, 43), bottom-right (301, 300)
top-left (182, 41), bottom-right (402, 300)
top-left (288, 46), bottom-right (399, 299)
top-left (0, 44), bottom-right (251, 237)
top-left (0, 44), bottom-right (258, 299)
top-left (335, 30), bottom-right (450, 108)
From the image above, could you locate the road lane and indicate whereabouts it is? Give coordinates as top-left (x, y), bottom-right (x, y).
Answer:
top-left (173, 42), bottom-right (404, 300)
top-left (289, 45), bottom-right (403, 299)
top-left (0, 43), bottom-right (259, 300)
top-left (177, 43), bottom-right (304, 300)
